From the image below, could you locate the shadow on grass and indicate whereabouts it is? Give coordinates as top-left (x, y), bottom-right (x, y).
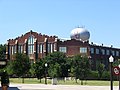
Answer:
top-left (0, 87), bottom-right (20, 90)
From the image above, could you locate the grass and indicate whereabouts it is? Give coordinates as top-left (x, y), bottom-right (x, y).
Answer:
top-left (8, 78), bottom-right (119, 86)
top-left (9, 78), bottom-right (52, 84)
top-left (58, 80), bottom-right (119, 86)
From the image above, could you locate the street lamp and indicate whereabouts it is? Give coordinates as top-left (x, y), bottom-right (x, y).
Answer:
top-left (45, 63), bottom-right (48, 84)
top-left (118, 64), bottom-right (120, 90)
top-left (109, 55), bottom-right (114, 90)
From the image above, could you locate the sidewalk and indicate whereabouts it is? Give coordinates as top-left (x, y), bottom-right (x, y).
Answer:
top-left (7, 84), bottom-right (119, 90)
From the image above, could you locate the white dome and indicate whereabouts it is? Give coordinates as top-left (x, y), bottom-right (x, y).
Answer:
top-left (70, 27), bottom-right (90, 41)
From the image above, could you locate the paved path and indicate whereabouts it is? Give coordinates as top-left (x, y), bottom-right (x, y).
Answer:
top-left (2, 84), bottom-right (118, 90)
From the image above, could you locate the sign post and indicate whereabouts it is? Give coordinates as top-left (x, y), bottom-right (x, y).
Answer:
top-left (113, 66), bottom-right (120, 76)
top-left (113, 66), bottom-right (120, 90)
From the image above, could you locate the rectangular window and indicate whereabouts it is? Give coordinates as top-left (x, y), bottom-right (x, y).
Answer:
top-left (28, 45), bottom-right (34, 54)
top-left (32, 45), bottom-right (34, 54)
top-left (14, 45), bottom-right (16, 53)
top-left (9, 46), bottom-right (11, 54)
top-left (112, 51), bottom-right (115, 56)
top-left (21, 45), bottom-right (23, 53)
top-left (80, 47), bottom-right (87, 53)
top-left (40, 44), bottom-right (43, 53)
top-left (59, 47), bottom-right (67, 53)
top-left (48, 43), bottom-right (51, 53)
top-left (90, 48), bottom-right (94, 54)
top-left (30, 45), bottom-right (32, 54)
top-left (51, 43), bottom-right (53, 53)
top-left (106, 50), bottom-right (110, 55)
top-left (102, 49), bottom-right (105, 55)
top-left (28, 45), bottom-right (31, 54)
top-left (116, 51), bottom-right (119, 56)
top-left (48, 43), bottom-right (53, 53)
top-left (96, 48), bottom-right (99, 54)
top-left (37, 44), bottom-right (43, 53)
top-left (18, 45), bottom-right (23, 53)
top-left (54, 43), bottom-right (56, 51)
top-left (12, 46), bottom-right (14, 55)
top-left (37, 44), bottom-right (39, 53)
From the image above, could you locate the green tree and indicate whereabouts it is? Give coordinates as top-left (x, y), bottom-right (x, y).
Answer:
top-left (1, 70), bottom-right (9, 87)
top-left (34, 59), bottom-right (45, 83)
top-left (12, 53), bottom-right (31, 83)
top-left (5, 61), bottom-right (14, 75)
top-left (113, 59), bottom-right (120, 66)
top-left (73, 54), bottom-right (82, 83)
top-left (66, 57), bottom-right (74, 80)
top-left (73, 55), bottom-right (90, 85)
top-left (28, 62), bottom-right (36, 77)
top-left (45, 52), bottom-right (67, 78)
top-left (65, 57), bottom-right (73, 77)
top-left (0, 44), bottom-right (6, 59)
top-left (97, 63), bottom-right (105, 79)
top-left (48, 62), bottom-right (61, 78)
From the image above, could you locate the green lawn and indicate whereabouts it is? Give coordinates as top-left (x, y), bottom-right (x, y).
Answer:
top-left (58, 79), bottom-right (119, 86)
top-left (8, 78), bottom-right (119, 86)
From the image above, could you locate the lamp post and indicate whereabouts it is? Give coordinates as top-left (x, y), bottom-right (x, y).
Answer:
top-left (109, 55), bottom-right (114, 90)
top-left (118, 64), bottom-right (120, 90)
top-left (45, 63), bottom-right (48, 84)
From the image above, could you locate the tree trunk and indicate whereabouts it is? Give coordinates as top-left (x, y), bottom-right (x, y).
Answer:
top-left (64, 77), bottom-right (66, 82)
top-left (81, 80), bottom-right (83, 85)
top-left (39, 78), bottom-right (41, 83)
top-left (22, 77), bottom-right (24, 83)
top-left (75, 78), bottom-right (77, 83)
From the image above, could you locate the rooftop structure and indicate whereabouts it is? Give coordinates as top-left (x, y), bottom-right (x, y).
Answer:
top-left (70, 27), bottom-right (90, 42)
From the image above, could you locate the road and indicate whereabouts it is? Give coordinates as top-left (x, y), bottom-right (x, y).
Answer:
top-left (0, 84), bottom-right (119, 90)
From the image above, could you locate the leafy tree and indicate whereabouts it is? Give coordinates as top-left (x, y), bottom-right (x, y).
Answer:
top-left (66, 57), bottom-right (74, 80)
top-left (34, 59), bottom-right (45, 83)
top-left (73, 54), bottom-right (90, 85)
top-left (63, 57), bottom-right (73, 78)
top-left (5, 61), bottom-right (14, 75)
top-left (80, 56), bottom-right (90, 85)
top-left (113, 59), bottom-right (120, 66)
top-left (45, 52), bottom-right (67, 78)
top-left (1, 70), bottom-right (9, 87)
top-left (97, 63), bottom-right (105, 79)
top-left (73, 55), bottom-right (82, 83)
top-left (12, 53), bottom-right (31, 83)
top-left (48, 62), bottom-right (61, 78)
top-left (0, 44), bottom-right (6, 59)
top-left (28, 62), bottom-right (36, 77)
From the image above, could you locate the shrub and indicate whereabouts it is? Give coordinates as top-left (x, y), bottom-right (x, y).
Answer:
top-left (87, 71), bottom-right (98, 80)
top-left (101, 71), bottom-right (110, 80)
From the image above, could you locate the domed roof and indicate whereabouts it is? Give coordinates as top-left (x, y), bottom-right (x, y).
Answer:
top-left (70, 27), bottom-right (90, 42)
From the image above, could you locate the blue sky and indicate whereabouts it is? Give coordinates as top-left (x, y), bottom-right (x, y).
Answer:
top-left (0, 0), bottom-right (120, 48)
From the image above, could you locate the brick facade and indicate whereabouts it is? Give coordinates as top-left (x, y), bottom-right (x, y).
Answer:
top-left (6, 30), bottom-right (120, 70)
top-left (6, 30), bottom-right (58, 62)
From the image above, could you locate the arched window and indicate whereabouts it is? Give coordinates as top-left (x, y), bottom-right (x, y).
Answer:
top-left (28, 35), bottom-right (34, 54)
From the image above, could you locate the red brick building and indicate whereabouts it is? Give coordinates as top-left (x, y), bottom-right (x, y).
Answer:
top-left (6, 30), bottom-right (58, 63)
top-left (6, 28), bottom-right (120, 70)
